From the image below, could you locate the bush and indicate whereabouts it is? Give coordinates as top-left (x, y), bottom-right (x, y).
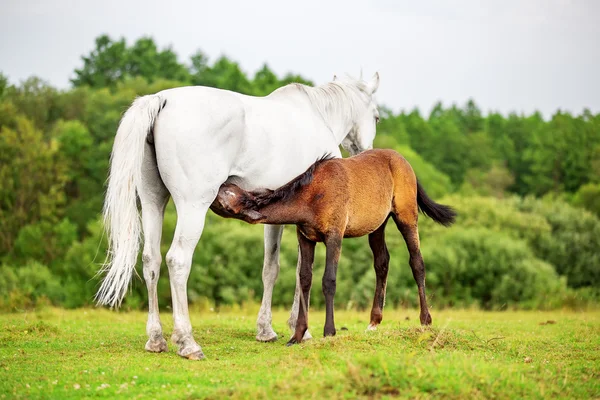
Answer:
top-left (418, 195), bottom-right (551, 243)
top-left (5, 195), bottom-right (594, 312)
top-left (420, 228), bottom-right (567, 309)
top-left (511, 196), bottom-right (600, 288)
top-left (420, 195), bottom-right (600, 291)
top-left (0, 261), bottom-right (62, 310)
top-left (572, 183), bottom-right (600, 217)
top-left (13, 219), bottom-right (78, 266)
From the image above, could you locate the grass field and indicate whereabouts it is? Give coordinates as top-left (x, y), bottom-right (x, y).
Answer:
top-left (0, 307), bottom-right (598, 399)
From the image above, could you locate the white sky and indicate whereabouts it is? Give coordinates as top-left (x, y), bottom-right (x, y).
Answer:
top-left (1, 0), bottom-right (599, 117)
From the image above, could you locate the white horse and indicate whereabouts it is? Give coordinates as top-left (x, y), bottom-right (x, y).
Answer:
top-left (96, 73), bottom-right (381, 360)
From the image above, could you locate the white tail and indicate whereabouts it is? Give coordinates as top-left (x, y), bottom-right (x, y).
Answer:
top-left (95, 94), bottom-right (166, 308)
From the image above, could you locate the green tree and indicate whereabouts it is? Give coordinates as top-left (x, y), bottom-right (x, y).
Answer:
top-left (3, 77), bottom-right (60, 130)
top-left (0, 117), bottom-right (68, 255)
top-left (72, 35), bottom-right (190, 88)
top-left (189, 49), bottom-right (211, 86)
top-left (127, 37), bottom-right (190, 83)
top-left (72, 35), bottom-right (128, 88)
top-left (572, 183), bottom-right (600, 217)
top-left (252, 64), bottom-right (280, 96)
top-left (0, 73), bottom-right (7, 97)
top-left (200, 56), bottom-right (253, 94)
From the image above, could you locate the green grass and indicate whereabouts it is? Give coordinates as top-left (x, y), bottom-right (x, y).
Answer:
top-left (0, 307), bottom-right (598, 399)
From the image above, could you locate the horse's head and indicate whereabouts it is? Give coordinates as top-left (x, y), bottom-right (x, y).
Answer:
top-left (339, 72), bottom-right (380, 156)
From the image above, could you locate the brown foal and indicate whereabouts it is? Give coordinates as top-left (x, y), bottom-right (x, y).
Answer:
top-left (211, 149), bottom-right (456, 345)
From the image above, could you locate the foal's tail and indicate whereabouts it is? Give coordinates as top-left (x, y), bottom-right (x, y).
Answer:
top-left (416, 180), bottom-right (456, 227)
top-left (95, 95), bottom-right (167, 308)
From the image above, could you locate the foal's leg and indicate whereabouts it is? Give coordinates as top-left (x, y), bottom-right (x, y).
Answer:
top-left (288, 248), bottom-right (313, 340)
top-left (367, 221), bottom-right (390, 331)
top-left (256, 225), bottom-right (283, 342)
top-left (140, 143), bottom-right (170, 353)
top-left (287, 230), bottom-right (316, 345)
top-left (393, 215), bottom-right (432, 326)
top-left (323, 235), bottom-right (343, 337)
top-left (166, 201), bottom-right (213, 360)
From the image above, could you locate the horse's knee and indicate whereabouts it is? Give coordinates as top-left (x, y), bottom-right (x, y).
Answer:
top-left (262, 258), bottom-right (280, 282)
top-left (166, 248), bottom-right (191, 283)
top-left (142, 252), bottom-right (161, 283)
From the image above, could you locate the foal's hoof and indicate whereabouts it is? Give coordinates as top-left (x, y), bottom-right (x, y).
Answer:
top-left (366, 323), bottom-right (378, 331)
top-left (256, 330), bottom-right (278, 343)
top-left (420, 313), bottom-right (433, 326)
top-left (145, 338), bottom-right (168, 353)
top-left (323, 329), bottom-right (336, 337)
top-left (286, 338), bottom-right (300, 347)
top-left (288, 330), bottom-right (311, 343)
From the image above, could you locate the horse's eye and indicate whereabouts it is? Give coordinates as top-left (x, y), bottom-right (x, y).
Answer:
top-left (375, 116), bottom-right (380, 124)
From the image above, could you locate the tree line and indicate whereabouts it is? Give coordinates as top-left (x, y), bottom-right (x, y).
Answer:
top-left (0, 34), bottom-right (598, 311)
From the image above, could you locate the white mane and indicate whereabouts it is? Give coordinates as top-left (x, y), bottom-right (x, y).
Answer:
top-left (270, 76), bottom-right (374, 135)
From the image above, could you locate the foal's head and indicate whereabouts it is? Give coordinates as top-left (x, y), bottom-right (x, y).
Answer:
top-left (215, 184), bottom-right (267, 223)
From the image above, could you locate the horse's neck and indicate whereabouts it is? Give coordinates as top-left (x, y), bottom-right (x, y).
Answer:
top-left (304, 84), bottom-right (357, 144)
top-left (271, 83), bottom-right (357, 145)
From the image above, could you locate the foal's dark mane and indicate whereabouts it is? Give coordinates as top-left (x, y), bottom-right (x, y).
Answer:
top-left (241, 154), bottom-right (335, 209)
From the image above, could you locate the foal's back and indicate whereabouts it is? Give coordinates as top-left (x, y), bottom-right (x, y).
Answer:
top-left (312, 149), bottom-right (417, 237)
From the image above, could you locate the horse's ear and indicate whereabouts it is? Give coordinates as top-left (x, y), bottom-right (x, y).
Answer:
top-left (333, 74), bottom-right (337, 81)
top-left (367, 72), bottom-right (380, 94)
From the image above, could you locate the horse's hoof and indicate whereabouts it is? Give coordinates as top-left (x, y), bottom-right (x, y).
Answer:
top-left (186, 351), bottom-right (205, 361)
top-left (179, 350), bottom-right (205, 360)
top-left (366, 323), bottom-right (378, 331)
top-left (302, 330), bottom-right (313, 340)
top-left (256, 331), bottom-right (278, 342)
top-left (178, 346), bottom-right (205, 360)
top-left (145, 338), bottom-right (168, 353)
top-left (286, 338), bottom-right (299, 347)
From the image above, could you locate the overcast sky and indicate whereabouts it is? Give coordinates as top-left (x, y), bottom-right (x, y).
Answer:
top-left (1, 0), bottom-right (599, 117)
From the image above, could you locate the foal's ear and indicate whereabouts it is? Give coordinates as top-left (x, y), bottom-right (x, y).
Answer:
top-left (366, 72), bottom-right (380, 94)
top-left (333, 74), bottom-right (337, 81)
top-left (245, 209), bottom-right (266, 223)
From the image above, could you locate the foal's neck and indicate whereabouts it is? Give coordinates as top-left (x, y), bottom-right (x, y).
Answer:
top-left (257, 195), bottom-right (309, 226)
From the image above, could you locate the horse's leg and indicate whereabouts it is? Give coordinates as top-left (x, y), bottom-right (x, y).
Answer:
top-left (288, 248), bottom-right (313, 340)
top-left (392, 214), bottom-right (432, 326)
top-left (139, 143), bottom-right (170, 353)
top-left (166, 201), bottom-right (212, 360)
top-left (323, 235), bottom-right (342, 337)
top-left (287, 229), bottom-right (315, 345)
top-left (367, 221), bottom-right (390, 331)
top-left (256, 224), bottom-right (283, 342)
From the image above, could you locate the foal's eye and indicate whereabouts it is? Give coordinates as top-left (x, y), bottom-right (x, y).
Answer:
top-left (375, 116), bottom-right (380, 124)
